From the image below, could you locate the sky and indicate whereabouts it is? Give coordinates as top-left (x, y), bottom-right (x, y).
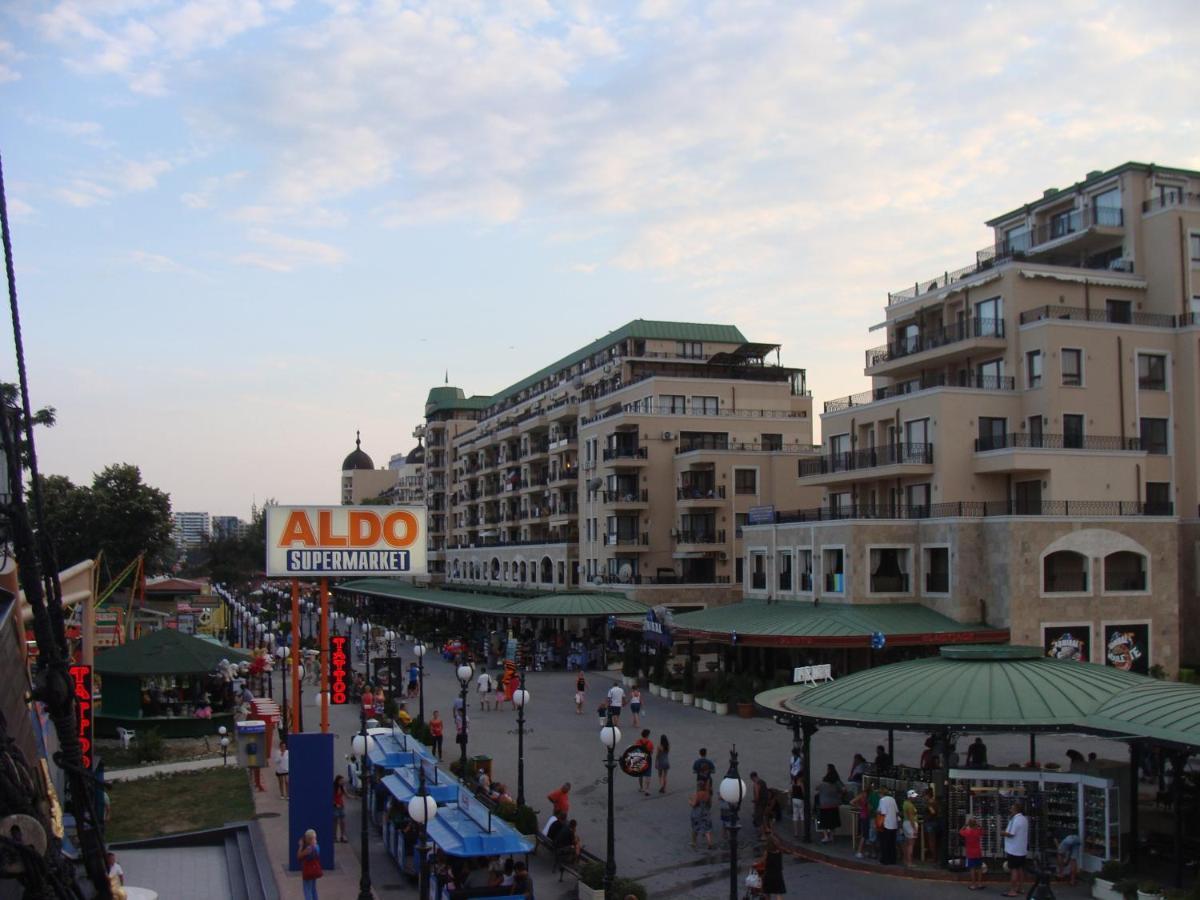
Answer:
top-left (1, 0), bottom-right (1198, 518)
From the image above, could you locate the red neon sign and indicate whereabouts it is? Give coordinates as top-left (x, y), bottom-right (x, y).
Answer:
top-left (330, 636), bottom-right (349, 705)
top-left (68, 664), bottom-right (94, 769)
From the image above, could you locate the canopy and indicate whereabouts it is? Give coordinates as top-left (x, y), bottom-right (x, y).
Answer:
top-left (94, 628), bottom-right (251, 676)
top-left (756, 645), bottom-right (1153, 731)
top-left (381, 769), bottom-right (459, 806)
top-left (1084, 681), bottom-right (1200, 750)
top-left (338, 579), bottom-right (646, 619)
top-left (424, 803), bottom-right (534, 858)
top-left (654, 601), bottom-right (1007, 648)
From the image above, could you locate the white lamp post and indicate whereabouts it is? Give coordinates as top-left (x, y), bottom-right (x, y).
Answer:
top-left (718, 748), bottom-right (747, 900)
top-left (599, 717), bottom-right (621, 893)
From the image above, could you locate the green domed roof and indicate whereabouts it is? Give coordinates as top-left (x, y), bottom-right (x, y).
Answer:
top-left (1085, 681), bottom-right (1200, 749)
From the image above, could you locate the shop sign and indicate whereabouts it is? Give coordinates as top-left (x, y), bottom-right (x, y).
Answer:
top-left (642, 606), bottom-right (673, 648)
top-left (330, 635), bottom-right (350, 705)
top-left (265, 505), bottom-right (427, 577)
top-left (68, 664), bottom-right (93, 769)
top-left (747, 505), bottom-right (776, 525)
top-left (1104, 623), bottom-right (1150, 674)
top-left (619, 744), bottom-right (652, 777)
top-left (1042, 623), bottom-right (1091, 662)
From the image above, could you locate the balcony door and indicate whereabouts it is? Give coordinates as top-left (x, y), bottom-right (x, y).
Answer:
top-left (1014, 480), bottom-right (1042, 515)
top-left (978, 417), bottom-right (1007, 452)
top-left (975, 297), bottom-right (1002, 337)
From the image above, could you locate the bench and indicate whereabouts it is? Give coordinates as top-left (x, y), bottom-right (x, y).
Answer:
top-left (534, 830), bottom-right (600, 881)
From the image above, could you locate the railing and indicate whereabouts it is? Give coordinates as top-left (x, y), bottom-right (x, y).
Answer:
top-left (888, 206), bottom-right (1127, 305)
top-left (1019, 305), bottom-right (1177, 328)
top-left (870, 573), bottom-right (909, 593)
top-left (549, 470), bottom-right (579, 482)
top-left (1141, 191), bottom-right (1200, 214)
top-left (675, 530), bottom-right (726, 544)
top-left (1105, 572), bottom-right (1146, 591)
top-left (547, 504), bottom-right (578, 517)
top-left (676, 440), bottom-right (816, 454)
top-left (751, 572), bottom-right (766, 590)
top-left (866, 318), bottom-right (1004, 368)
top-left (770, 500), bottom-right (1173, 523)
top-left (777, 573), bottom-right (792, 591)
top-left (581, 404), bottom-right (810, 426)
top-left (1044, 572), bottom-right (1088, 592)
top-left (974, 433), bottom-right (1140, 452)
top-left (602, 490), bottom-right (649, 504)
top-left (677, 484), bottom-right (726, 500)
top-left (824, 374), bottom-right (1015, 414)
top-left (799, 442), bottom-right (933, 477)
top-left (589, 573), bottom-right (732, 586)
top-left (602, 446), bottom-right (648, 461)
top-left (603, 533), bottom-right (649, 546)
top-left (925, 571), bottom-right (949, 593)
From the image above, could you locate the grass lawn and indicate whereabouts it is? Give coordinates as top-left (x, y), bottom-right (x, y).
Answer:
top-left (99, 736), bottom-right (220, 770)
top-left (107, 767), bottom-right (254, 843)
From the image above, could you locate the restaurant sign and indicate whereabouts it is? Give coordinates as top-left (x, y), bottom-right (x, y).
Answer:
top-left (69, 664), bottom-right (94, 769)
top-left (265, 505), bottom-right (427, 577)
top-left (330, 635), bottom-right (350, 705)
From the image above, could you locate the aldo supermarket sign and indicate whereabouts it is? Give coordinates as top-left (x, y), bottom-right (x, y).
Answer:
top-left (265, 506), bottom-right (427, 577)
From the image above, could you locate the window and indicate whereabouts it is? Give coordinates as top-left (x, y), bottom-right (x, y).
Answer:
top-left (1159, 184), bottom-right (1183, 206)
top-left (660, 394), bottom-right (686, 413)
top-left (677, 341), bottom-right (704, 359)
top-left (1138, 354), bottom-right (1166, 391)
top-left (975, 297), bottom-right (1002, 336)
top-left (1104, 551), bottom-right (1147, 592)
top-left (829, 492), bottom-right (851, 515)
top-left (777, 551), bottom-right (793, 592)
top-left (690, 396), bottom-right (719, 415)
top-left (978, 417), bottom-right (1007, 451)
top-left (924, 547), bottom-right (950, 594)
top-left (797, 549), bottom-right (814, 591)
top-left (1061, 349), bottom-right (1082, 386)
top-left (869, 547), bottom-right (911, 593)
top-left (1063, 414), bottom-right (1084, 449)
top-left (1026, 350), bottom-right (1043, 388)
top-left (905, 483), bottom-right (931, 513)
top-left (822, 547), bottom-right (844, 593)
top-left (1043, 550), bottom-right (1088, 593)
top-left (976, 358), bottom-right (1004, 386)
top-left (1028, 416), bottom-right (1044, 448)
top-left (761, 433), bottom-right (783, 451)
top-left (1093, 187), bottom-right (1121, 224)
top-left (904, 418), bottom-right (929, 448)
top-left (1050, 208), bottom-right (1076, 238)
top-left (678, 431), bottom-right (728, 451)
top-left (1140, 418), bottom-right (1169, 455)
top-left (734, 469), bottom-right (758, 495)
top-left (1191, 233), bottom-right (1200, 262)
top-left (750, 553), bottom-right (767, 591)
top-left (1146, 482), bottom-right (1171, 515)
top-left (1014, 480), bottom-right (1042, 514)
top-left (1106, 299), bottom-right (1132, 324)
top-left (1004, 224), bottom-right (1030, 254)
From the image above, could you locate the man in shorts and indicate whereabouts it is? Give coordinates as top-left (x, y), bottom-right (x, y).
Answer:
top-left (605, 682), bottom-right (624, 725)
top-left (1002, 799), bottom-right (1029, 896)
top-left (477, 669), bottom-right (493, 711)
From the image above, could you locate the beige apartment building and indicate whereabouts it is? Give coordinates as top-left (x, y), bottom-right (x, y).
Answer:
top-left (744, 161), bottom-right (1200, 674)
top-left (421, 320), bottom-right (820, 604)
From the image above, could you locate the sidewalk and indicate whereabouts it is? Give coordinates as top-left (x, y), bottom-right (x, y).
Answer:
top-left (107, 756), bottom-right (226, 782)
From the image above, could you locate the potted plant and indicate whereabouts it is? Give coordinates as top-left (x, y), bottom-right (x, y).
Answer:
top-left (712, 676), bottom-right (731, 716)
top-left (621, 640), bottom-right (641, 688)
top-left (577, 860), bottom-right (605, 900)
top-left (681, 658), bottom-right (695, 705)
top-left (613, 877), bottom-right (647, 899)
top-left (1137, 881), bottom-right (1163, 900)
top-left (1092, 861), bottom-right (1125, 900)
top-left (1112, 879), bottom-right (1139, 900)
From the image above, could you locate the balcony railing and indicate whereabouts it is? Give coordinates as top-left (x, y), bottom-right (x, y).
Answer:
top-left (549, 470), bottom-right (579, 482)
top-left (824, 374), bottom-right (1015, 414)
top-left (677, 484), bottom-right (726, 500)
top-left (603, 532), bottom-right (649, 546)
top-left (1019, 305), bottom-right (1178, 328)
top-left (925, 571), bottom-right (949, 593)
top-left (770, 500), bottom-right (1173, 523)
top-left (1105, 572), bottom-right (1147, 591)
top-left (870, 573), bottom-right (909, 593)
top-left (1142, 190), bottom-right (1200, 214)
top-left (602, 446), bottom-right (648, 461)
top-left (581, 404), bottom-right (810, 426)
top-left (602, 490), bottom-right (648, 504)
top-left (589, 573), bottom-right (733, 586)
top-left (799, 442), bottom-right (933, 477)
top-left (866, 318), bottom-right (1004, 368)
top-left (676, 440), bottom-right (816, 454)
top-left (975, 433), bottom-right (1141, 452)
top-left (675, 529), bottom-right (726, 545)
top-left (1044, 572), bottom-right (1088, 592)
top-left (751, 572), bottom-right (767, 590)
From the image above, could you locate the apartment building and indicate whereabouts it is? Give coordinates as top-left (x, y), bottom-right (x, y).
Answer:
top-left (744, 161), bottom-right (1200, 673)
top-left (424, 320), bottom-right (820, 604)
top-left (382, 440), bottom-right (426, 505)
top-left (340, 432), bottom-right (400, 504)
top-left (172, 510), bottom-right (210, 549)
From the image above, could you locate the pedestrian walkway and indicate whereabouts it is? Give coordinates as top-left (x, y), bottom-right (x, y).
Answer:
top-left (107, 755), bottom-right (226, 782)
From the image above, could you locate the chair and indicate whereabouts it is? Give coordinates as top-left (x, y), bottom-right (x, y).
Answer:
top-left (116, 727), bottom-right (136, 750)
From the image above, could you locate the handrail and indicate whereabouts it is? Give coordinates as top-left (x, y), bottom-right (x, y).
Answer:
top-left (770, 500), bottom-right (1172, 523)
top-left (865, 318), bottom-right (1004, 368)
top-left (824, 375), bottom-right (1014, 414)
top-left (974, 433), bottom-right (1141, 452)
top-left (799, 442), bottom-right (933, 476)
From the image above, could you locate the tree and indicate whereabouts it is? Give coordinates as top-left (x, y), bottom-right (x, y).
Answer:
top-left (1, 380), bottom-right (56, 468)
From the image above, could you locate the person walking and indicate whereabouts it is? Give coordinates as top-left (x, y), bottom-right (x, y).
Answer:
top-left (959, 815), bottom-right (984, 890)
top-left (922, 786), bottom-right (941, 863)
top-left (297, 829), bottom-right (322, 900)
top-left (1001, 799), bottom-right (1029, 896)
top-left (790, 773), bottom-right (807, 839)
top-left (274, 740), bottom-right (290, 800)
top-left (429, 710), bottom-right (444, 759)
top-left (477, 668), bottom-right (493, 711)
top-left (574, 673), bottom-right (586, 714)
top-left (548, 783), bottom-right (571, 820)
top-left (333, 775), bottom-right (348, 842)
top-left (629, 687), bottom-right (643, 726)
top-left (760, 835), bottom-right (786, 899)
top-left (693, 747), bottom-right (716, 788)
top-left (689, 779), bottom-right (715, 850)
top-left (901, 789), bottom-right (919, 867)
top-left (655, 734), bottom-right (671, 793)
top-left (816, 765), bottom-right (844, 843)
top-left (606, 681), bottom-right (625, 725)
top-left (877, 787), bottom-right (899, 865)
top-left (407, 661), bottom-right (420, 699)
top-left (750, 772), bottom-right (770, 839)
top-left (633, 730), bottom-right (655, 795)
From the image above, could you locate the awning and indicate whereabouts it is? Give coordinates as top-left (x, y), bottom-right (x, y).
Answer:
top-left (504, 593), bottom-right (646, 617)
top-left (94, 628), bottom-right (251, 676)
top-left (425, 801), bottom-right (534, 858)
top-left (380, 769), bottom-right (459, 806)
top-left (1083, 681), bottom-right (1200, 750)
top-left (627, 601), bottom-right (1007, 648)
top-left (1019, 269), bottom-right (1147, 290)
top-left (337, 579), bottom-right (645, 619)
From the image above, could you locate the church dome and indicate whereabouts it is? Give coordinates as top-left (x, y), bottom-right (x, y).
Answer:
top-left (342, 431), bottom-right (375, 471)
top-left (405, 442), bottom-right (425, 464)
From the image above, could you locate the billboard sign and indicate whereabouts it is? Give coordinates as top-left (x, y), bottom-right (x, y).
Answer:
top-left (1103, 622), bottom-right (1150, 674)
top-left (265, 506), bottom-right (427, 577)
top-left (1042, 623), bottom-right (1092, 662)
top-left (68, 664), bottom-right (94, 770)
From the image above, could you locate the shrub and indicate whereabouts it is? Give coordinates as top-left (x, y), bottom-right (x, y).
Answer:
top-left (1138, 881), bottom-right (1162, 896)
top-left (1099, 860), bottom-right (1125, 881)
top-left (1114, 878), bottom-right (1140, 899)
top-left (134, 728), bottom-right (165, 763)
top-left (578, 860), bottom-right (604, 889)
top-left (612, 878), bottom-right (647, 899)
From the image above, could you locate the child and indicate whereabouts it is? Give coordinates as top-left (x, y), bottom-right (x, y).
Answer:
top-left (959, 815), bottom-right (984, 891)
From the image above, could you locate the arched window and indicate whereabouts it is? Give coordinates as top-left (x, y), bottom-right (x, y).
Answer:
top-left (491, 558), bottom-right (500, 581)
top-left (541, 557), bottom-right (553, 584)
top-left (1043, 550), bottom-right (1089, 593)
top-left (503, 561), bottom-right (510, 581)
top-left (519, 561), bottom-right (528, 582)
top-left (1104, 551), bottom-right (1147, 592)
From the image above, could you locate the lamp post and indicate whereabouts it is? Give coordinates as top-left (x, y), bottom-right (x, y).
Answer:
top-left (351, 713), bottom-right (373, 900)
top-left (413, 642), bottom-right (427, 724)
top-left (513, 672), bottom-right (530, 807)
top-left (384, 630), bottom-right (396, 707)
top-left (362, 621), bottom-right (371, 684)
top-left (218, 726), bottom-right (229, 765)
top-left (276, 645), bottom-right (290, 736)
top-left (456, 662), bottom-right (473, 778)
top-left (599, 713), bottom-right (621, 895)
top-left (718, 747), bottom-right (747, 900)
top-left (408, 763), bottom-right (438, 900)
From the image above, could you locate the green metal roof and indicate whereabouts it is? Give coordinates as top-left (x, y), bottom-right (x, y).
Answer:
top-left (664, 601), bottom-right (1007, 647)
top-left (336, 579), bottom-right (645, 618)
top-left (95, 628), bottom-right (251, 676)
top-left (1084, 681), bottom-right (1200, 750)
top-left (486, 319), bottom-right (748, 410)
top-left (756, 646), bottom-right (1153, 731)
top-left (425, 387), bottom-right (494, 416)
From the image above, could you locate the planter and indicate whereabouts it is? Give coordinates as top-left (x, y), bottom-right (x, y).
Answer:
top-left (670, 690), bottom-right (681, 702)
top-left (649, 683), bottom-right (661, 697)
top-left (736, 701), bottom-right (755, 718)
top-left (1091, 880), bottom-right (1123, 900)
top-left (701, 699), bottom-right (713, 712)
top-left (1137, 892), bottom-right (1163, 900)
top-left (623, 675), bottom-right (636, 688)
top-left (682, 692), bottom-right (694, 705)
top-left (714, 702), bottom-right (729, 716)
top-left (578, 883), bottom-right (605, 900)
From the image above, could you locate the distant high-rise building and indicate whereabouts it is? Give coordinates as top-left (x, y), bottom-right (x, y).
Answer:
top-left (212, 515), bottom-right (250, 540)
top-left (172, 511), bottom-right (211, 548)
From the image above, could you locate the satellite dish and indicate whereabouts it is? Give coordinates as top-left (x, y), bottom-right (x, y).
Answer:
top-left (618, 563), bottom-right (634, 584)
top-left (603, 363), bottom-right (613, 374)
top-left (587, 477), bottom-right (604, 491)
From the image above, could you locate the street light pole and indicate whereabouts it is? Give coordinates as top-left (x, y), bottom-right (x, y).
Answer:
top-left (456, 662), bottom-right (473, 778)
top-left (719, 747), bottom-right (747, 900)
top-left (599, 712), bottom-right (621, 895)
top-left (414, 643), bottom-right (427, 724)
top-left (353, 704), bottom-right (373, 900)
top-left (409, 761), bottom-right (438, 900)
top-left (513, 670), bottom-right (530, 807)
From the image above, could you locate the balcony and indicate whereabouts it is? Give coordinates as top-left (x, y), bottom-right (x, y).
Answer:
top-left (675, 529), bottom-right (726, 546)
top-left (1142, 190), bottom-right (1200, 214)
top-left (677, 484), bottom-right (726, 505)
top-left (1019, 305), bottom-right (1178, 329)
top-left (602, 446), bottom-right (648, 464)
top-left (975, 433), bottom-right (1140, 452)
top-left (548, 469), bottom-right (579, 485)
top-left (824, 374), bottom-right (1015, 414)
top-left (675, 440), bottom-right (815, 454)
top-left (602, 490), bottom-right (649, 506)
top-left (799, 442), bottom-right (933, 483)
top-left (770, 499), bottom-right (1173, 523)
top-left (870, 573), bottom-right (909, 593)
top-left (603, 532), bottom-right (649, 548)
top-left (865, 318), bottom-right (1005, 373)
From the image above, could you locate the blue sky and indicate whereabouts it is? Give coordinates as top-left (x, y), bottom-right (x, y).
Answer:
top-left (1, 0), bottom-right (1198, 517)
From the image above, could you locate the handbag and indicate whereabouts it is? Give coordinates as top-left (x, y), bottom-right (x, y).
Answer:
top-left (874, 812), bottom-right (886, 830)
top-left (301, 853), bottom-right (323, 880)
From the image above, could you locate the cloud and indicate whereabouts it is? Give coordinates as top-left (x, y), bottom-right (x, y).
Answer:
top-left (125, 249), bottom-right (194, 274)
top-left (180, 171), bottom-right (248, 209)
top-left (0, 38), bottom-right (22, 83)
top-left (233, 228), bottom-right (346, 272)
top-left (8, 198), bottom-right (35, 219)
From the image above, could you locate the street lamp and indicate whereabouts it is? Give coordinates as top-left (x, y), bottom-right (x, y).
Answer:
top-left (513, 674), bottom-right (530, 807)
top-left (384, 630), bottom-right (396, 707)
top-left (718, 747), bottom-right (747, 900)
top-left (350, 723), bottom-right (373, 900)
top-left (456, 662), bottom-right (473, 778)
top-left (413, 643), bottom-right (427, 724)
top-left (407, 766), bottom-right (438, 900)
top-left (218, 725), bottom-right (229, 765)
top-left (599, 714), bottom-right (621, 896)
top-left (275, 645), bottom-right (290, 735)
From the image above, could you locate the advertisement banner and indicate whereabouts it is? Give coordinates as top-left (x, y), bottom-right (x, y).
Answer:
top-left (265, 505), bottom-right (427, 577)
top-left (1041, 624), bottom-right (1091, 662)
top-left (330, 635), bottom-right (350, 705)
top-left (68, 665), bottom-right (93, 770)
top-left (1104, 623), bottom-right (1150, 674)
top-left (619, 744), bottom-right (652, 777)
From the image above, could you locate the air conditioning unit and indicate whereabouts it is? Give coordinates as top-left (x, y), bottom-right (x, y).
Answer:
top-left (661, 431), bottom-right (674, 440)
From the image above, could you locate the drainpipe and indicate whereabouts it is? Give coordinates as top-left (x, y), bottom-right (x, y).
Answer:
top-left (1181, 219), bottom-right (1190, 317)
top-left (1117, 336), bottom-right (1126, 443)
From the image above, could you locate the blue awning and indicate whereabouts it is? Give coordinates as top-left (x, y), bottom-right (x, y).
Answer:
top-left (424, 804), bottom-right (534, 858)
top-left (367, 732), bottom-right (435, 771)
top-left (381, 768), bottom-right (459, 806)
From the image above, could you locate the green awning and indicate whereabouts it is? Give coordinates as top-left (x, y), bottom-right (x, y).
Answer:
top-left (505, 593), bottom-right (646, 618)
top-left (338, 581), bottom-right (516, 614)
top-left (658, 601), bottom-right (1007, 647)
top-left (337, 580), bottom-right (645, 619)
top-left (95, 628), bottom-right (251, 676)
top-left (757, 645), bottom-right (1153, 732)
top-left (1084, 681), bottom-right (1200, 750)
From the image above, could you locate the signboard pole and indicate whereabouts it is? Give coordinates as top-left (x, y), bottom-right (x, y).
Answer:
top-left (291, 578), bottom-right (301, 734)
top-left (320, 578), bottom-right (330, 734)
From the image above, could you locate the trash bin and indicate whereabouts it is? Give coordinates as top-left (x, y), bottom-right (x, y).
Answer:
top-left (471, 755), bottom-right (493, 780)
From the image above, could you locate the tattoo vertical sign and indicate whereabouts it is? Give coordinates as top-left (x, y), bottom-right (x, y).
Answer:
top-left (69, 664), bottom-right (94, 769)
top-left (330, 635), bottom-right (350, 705)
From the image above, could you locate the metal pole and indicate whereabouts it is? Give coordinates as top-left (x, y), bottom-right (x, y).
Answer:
top-left (357, 702), bottom-right (372, 900)
top-left (280, 653), bottom-right (289, 738)
top-left (802, 719), bottom-right (815, 843)
top-left (727, 747), bottom-right (742, 900)
top-left (517, 668), bottom-right (527, 807)
top-left (1128, 742), bottom-right (1140, 869)
top-left (417, 765), bottom-right (431, 900)
top-left (291, 579), bottom-right (301, 734)
top-left (1172, 751), bottom-right (1184, 889)
top-left (604, 709), bottom-right (617, 895)
top-left (320, 578), bottom-right (330, 734)
top-left (418, 654), bottom-right (425, 724)
top-left (459, 675), bottom-right (470, 777)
